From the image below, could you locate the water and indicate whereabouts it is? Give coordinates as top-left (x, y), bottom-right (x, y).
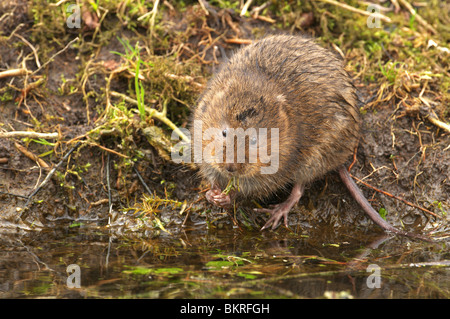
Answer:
top-left (1, 222), bottom-right (448, 299)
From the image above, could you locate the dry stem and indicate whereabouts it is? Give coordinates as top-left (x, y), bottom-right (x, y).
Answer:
top-left (315, 0), bottom-right (392, 23)
top-left (32, 37), bottom-right (80, 75)
top-left (350, 173), bottom-right (442, 219)
top-left (14, 142), bottom-right (49, 169)
top-left (398, 0), bottom-right (437, 34)
top-left (0, 68), bottom-right (29, 79)
top-left (0, 131), bottom-right (59, 139)
top-left (110, 91), bottom-right (191, 143)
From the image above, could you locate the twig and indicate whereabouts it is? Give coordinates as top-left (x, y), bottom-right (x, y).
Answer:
top-left (14, 142), bottom-right (49, 169)
top-left (181, 208), bottom-right (191, 227)
top-left (315, 0), bottom-right (392, 23)
top-left (138, 0), bottom-right (159, 21)
top-left (90, 198), bottom-right (109, 207)
top-left (427, 115), bottom-right (450, 133)
top-left (331, 43), bottom-right (345, 59)
top-left (32, 37), bottom-right (79, 75)
top-left (87, 141), bottom-right (129, 158)
top-left (240, 0), bottom-right (254, 16)
top-left (14, 33), bottom-right (41, 68)
top-left (48, 0), bottom-right (70, 6)
top-left (110, 91), bottom-right (191, 143)
top-left (350, 173), bottom-right (442, 219)
top-left (164, 73), bottom-right (204, 89)
top-left (106, 153), bottom-right (113, 225)
top-left (224, 38), bottom-right (252, 45)
top-left (19, 78), bottom-right (45, 97)
top-left (0, 68), bottom-right (29, 79)
top-left (390, 0), bottom-right (401, 13)
top-left (250, 1), bottom-right (270, 16)
top-left (23, 142), bottom-right (82, 208)
top-left (0, 131), bottom-right (59, 139)
top-left (198, 0), bottom-right (219, 21)
top-left (405, 260), bottom-right (450, 267)
top-left (422, 107), bottom-right (450, 133)
top-left (410, 103), bottom-right (450, 134)
top-left (348, 147), bottom-right (358, 172)
top-left (134, 166), bottom-right (153, 195)
top-left (150, 0), bottom-right (160, 33)
top-left (397, 0), bottom-right (437, 34)
top-left (138, 0), bottom-right (160, 35)
top-left (0, 190), bottom-right (29, 199)
top-left (253, 15), bottom-right (276, 24)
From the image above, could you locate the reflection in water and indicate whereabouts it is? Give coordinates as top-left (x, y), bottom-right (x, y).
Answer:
top-left (0, 224), bottom-right (448, 299)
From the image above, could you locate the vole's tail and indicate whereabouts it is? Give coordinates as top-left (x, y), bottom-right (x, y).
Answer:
top-left (338, 166), bottom-right (433, 242)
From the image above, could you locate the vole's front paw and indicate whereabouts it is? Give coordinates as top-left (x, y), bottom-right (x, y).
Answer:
top-left (206, 188), bottom-right (231, 208)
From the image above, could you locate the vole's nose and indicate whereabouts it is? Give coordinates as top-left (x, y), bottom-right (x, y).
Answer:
top-left (225, 164), bottom-right (237, 173)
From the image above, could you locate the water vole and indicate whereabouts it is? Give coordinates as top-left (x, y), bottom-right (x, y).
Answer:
top-left (191, 34), bottom-right (426, 238)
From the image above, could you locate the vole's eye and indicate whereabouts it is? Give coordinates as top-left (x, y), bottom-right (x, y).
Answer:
top-left (250, 136), bottom-right (257, 146)
top-left (222, 129), bottom-right (227, 137)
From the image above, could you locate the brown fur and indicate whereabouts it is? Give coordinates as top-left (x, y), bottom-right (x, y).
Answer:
top-left (192, 34), bottom-right (360, 201)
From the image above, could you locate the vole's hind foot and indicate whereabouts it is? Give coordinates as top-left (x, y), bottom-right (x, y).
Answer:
top-left (257, 183), bottom-right (305, 231)
top-left (256, 204), bottom-right (291, 230)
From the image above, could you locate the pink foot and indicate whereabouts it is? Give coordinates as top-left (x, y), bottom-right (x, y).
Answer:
top-left (255, 203), bottom-right (292, 230)
top-left (255, 183), bottom-right (304, 230)
top-left (205, 186), bottom-right (232, 208)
